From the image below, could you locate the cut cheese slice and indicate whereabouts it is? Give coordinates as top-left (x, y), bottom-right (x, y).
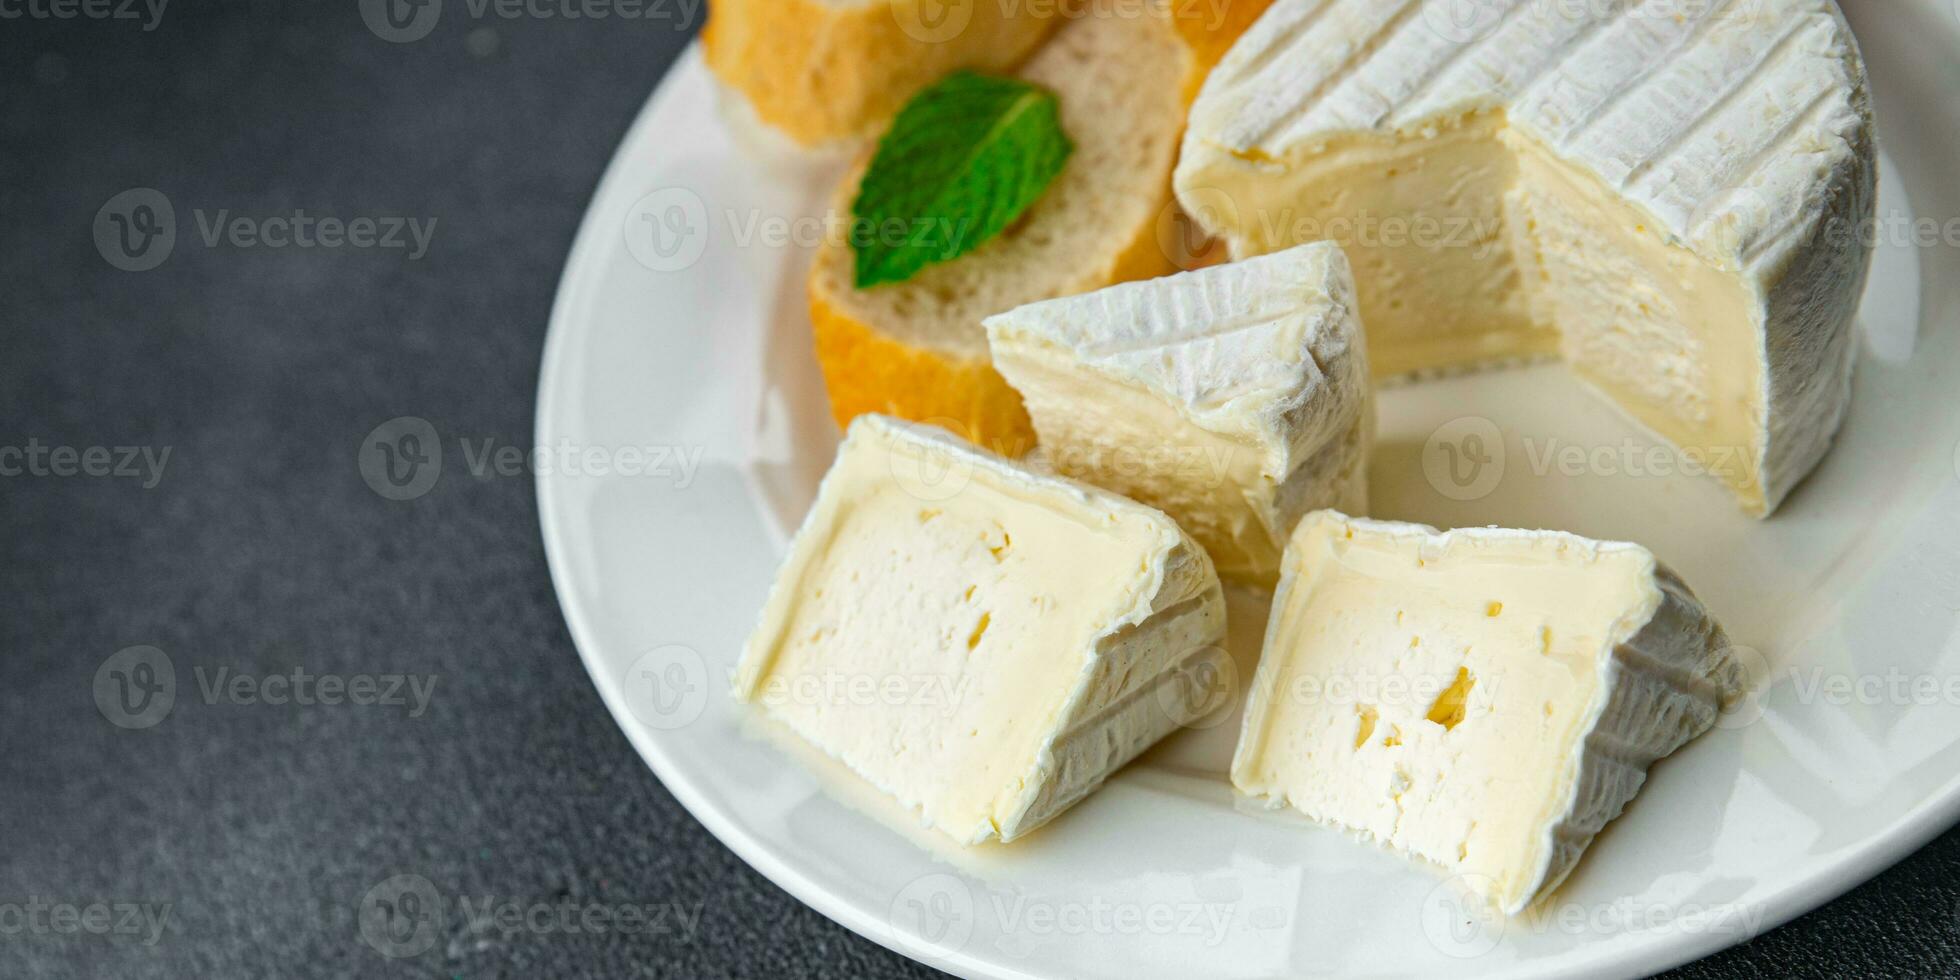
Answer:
top-left (1175, 0), bottom-right (1877, 515)
top-left (734, 414), bottom-right (1227, 843)
top-left (985, 242), bottom-right (1372, 586)
top-left (1233, 512), bottom-right (1742, 914)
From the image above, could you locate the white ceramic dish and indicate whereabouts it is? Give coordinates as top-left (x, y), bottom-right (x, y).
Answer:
top-left (536, 5), bottom-right (1960, 976)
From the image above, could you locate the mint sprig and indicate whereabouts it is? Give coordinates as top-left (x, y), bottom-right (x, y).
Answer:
top-left (849, 71), bottom-right (1073, 289)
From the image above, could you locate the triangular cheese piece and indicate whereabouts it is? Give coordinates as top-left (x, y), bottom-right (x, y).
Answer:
top-left (735, 415), bottom-right (1227, 843)
top-left (986, 242), bottom-right (1372, 585)
top-left (1234, 512), bottom-right (1742, 914)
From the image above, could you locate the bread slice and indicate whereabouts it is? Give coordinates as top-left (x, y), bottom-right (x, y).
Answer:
top-left (703, 0), bottom-right (1060, 150)
top-left (808, 0), bottom-right (1272, 455)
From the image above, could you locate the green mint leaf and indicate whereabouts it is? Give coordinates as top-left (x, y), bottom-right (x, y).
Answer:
top-left (849, 71), bottom-right (1073, 289)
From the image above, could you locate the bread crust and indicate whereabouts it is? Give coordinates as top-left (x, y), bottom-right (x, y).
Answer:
top-left (809, 189), bottom-right (1183, 455)
top-left (805, 1), bottom-right (1272, 454)
top-left (704, 0), bottom-right (1061, 148)
top-left (810, 281), bottom-right (1038, 455)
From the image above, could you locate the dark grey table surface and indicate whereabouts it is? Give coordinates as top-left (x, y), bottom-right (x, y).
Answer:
top-left (3, 3), bottom-right (1957, 978)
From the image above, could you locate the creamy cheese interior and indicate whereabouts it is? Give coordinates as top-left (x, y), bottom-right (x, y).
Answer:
top-left (1233, 516), bottom-right (1661, 912)
top-left (739, 433), bottom-right (1166, 843)
top-left (1194, 111), bottom-right (1767, 509)
top-left (990, 343), bottom-right (1287, 582)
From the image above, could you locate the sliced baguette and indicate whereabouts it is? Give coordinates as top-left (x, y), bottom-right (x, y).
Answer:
top-left (703, 0), bottom-right (1060, 150)
top-left (809, 0), bottom-right (1271, 454)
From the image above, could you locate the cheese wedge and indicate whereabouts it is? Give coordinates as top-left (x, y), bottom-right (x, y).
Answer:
top-left (810, 0), bottom-right (1276, 456)
top-left (1174, 0), bottom-right (1876, 515)
top-left (1233, 512), bottom-right (1742, 914)
top-left (734, 415), bottom-right (1227, 843)
top-left (985, 242), bottom-right (1372, 586)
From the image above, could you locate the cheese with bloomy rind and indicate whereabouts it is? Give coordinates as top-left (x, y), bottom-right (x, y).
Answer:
top-left (1175, 0), bottom-right (1876, 516)
top-left (984, 242), bottom-right (1372, 586)
top-left (733, 414), bottom-right (1227, 844)
top-left (1233, 512), bottom-right (1743, 914)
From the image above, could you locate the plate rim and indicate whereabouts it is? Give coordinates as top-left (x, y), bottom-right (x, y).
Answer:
top-left (534, 41), bottom-right (1960, 980)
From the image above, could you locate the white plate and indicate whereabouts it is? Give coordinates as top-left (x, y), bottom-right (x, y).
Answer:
top-left (537, 6), bottom-right (1960, 977)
